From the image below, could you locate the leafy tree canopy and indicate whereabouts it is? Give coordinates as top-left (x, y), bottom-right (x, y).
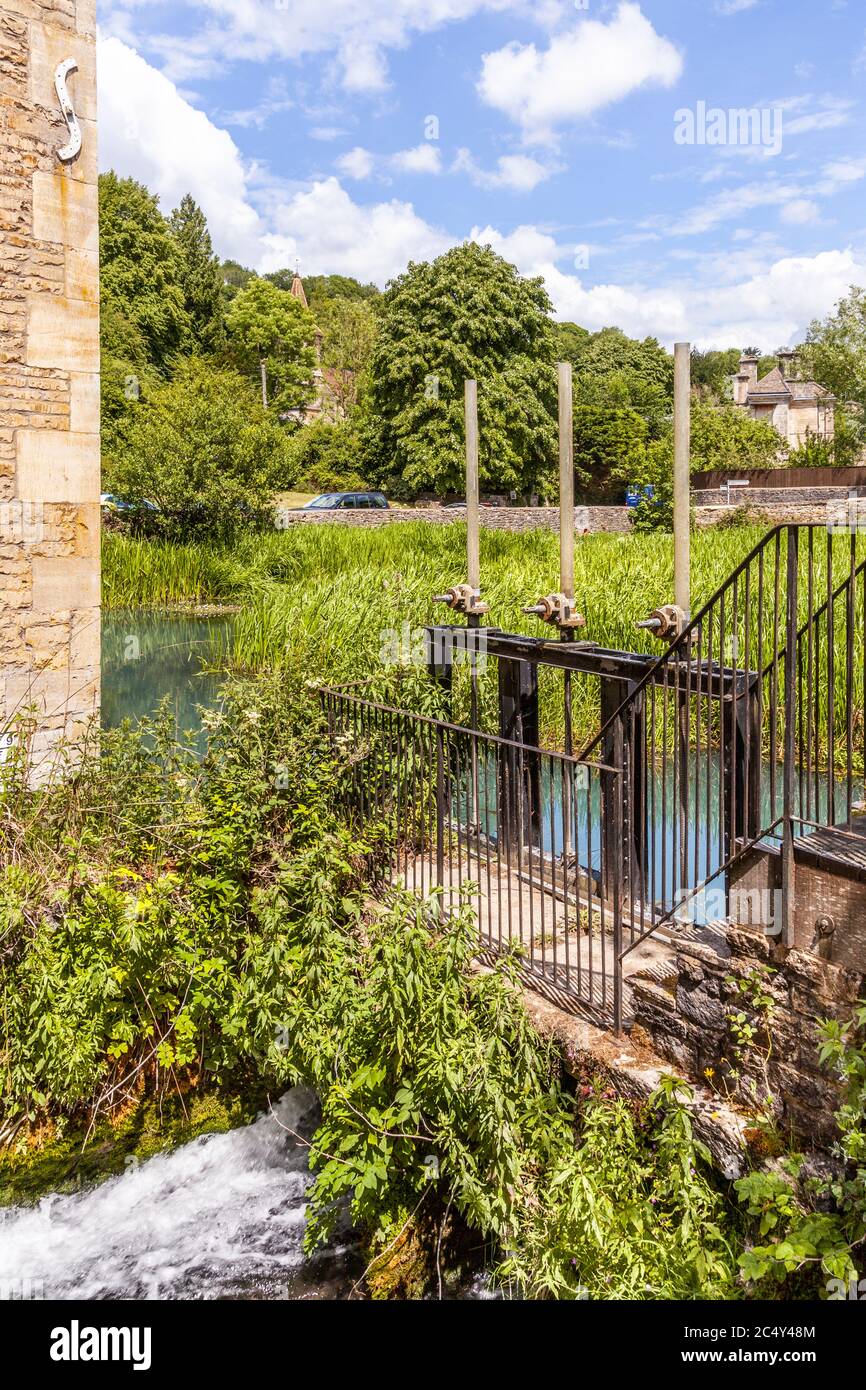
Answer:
top-left (370, 243), bottom-right (557, 496)
top-left (318, 297), bottom-right (378, 414)
top-left (286, 418), bottom-right (371, 494)
top-left (106, 360), bottom-right (290, 539)
top-left (169, 194), bottom-right (226, 354)
top-left (266, 271), bottom-right (380, 310)
top-left (555, 323), bottom-right (674, 396)
top-left (99, 172), bottom-right (190, 373)
top-left (803, 286), bottom-right (866, 417)
top-left (225, 276), bottom-right (316, 412)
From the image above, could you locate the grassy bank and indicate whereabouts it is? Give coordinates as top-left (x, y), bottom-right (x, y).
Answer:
top-left (103, 523), bottom-right (769, 745)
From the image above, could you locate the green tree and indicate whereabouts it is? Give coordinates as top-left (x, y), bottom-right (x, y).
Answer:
top-left (99, 172), bottom-right (190, 372)
top-left (106, 360), bottom-right (290, 539)
top-left (169, 195), bottom-right (226, 353)
top-left (370, 243), bottom-right (557, 497)
top-left (286, 418), bottom-right (370, 493)
top-left (318, 297), bottom-right (378, 414)
top-left (99, 301), bottom-right (158, 463)
top-left (556, 324), bottom-right (674, 397)
top-left (801, 286), bottom-right (866, 460)
top-left (226, 277), bottom-right (316, 411)
top-left (220, 259), bottom-right (255, 304)
top-left (688, 400), bottom-right (782, 472)
top-left (554, 324), bottom-right (673, 495)
top-left (690, 347), bottom-right (741, 401)
top-left (573, 404), bottom-right (647, 502)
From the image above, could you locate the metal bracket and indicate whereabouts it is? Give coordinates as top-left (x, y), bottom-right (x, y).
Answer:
top-left (55, 58), bottom-right (82, 163)
top-left (432, 583), bottom-right (488, 618)
top-left (522, 592), bottom-right (585, 630)
top-left (636, 604), bottom-right (689, 642)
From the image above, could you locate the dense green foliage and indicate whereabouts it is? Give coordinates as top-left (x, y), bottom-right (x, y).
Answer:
top-left (735, 1005), bottom-right (866, 1293)
top-left (368, 243), bottom-right (558, 498)
top-left (99, 173), bottom-right (190, 375)
top-left (225, 276), bottom-right (316, 411)
top-left (0, 680), bottom-right (741, 1298)
top-left (169, 194), bottom-right (227, 355)
top-left (105, 360), bottom-right (290, 539)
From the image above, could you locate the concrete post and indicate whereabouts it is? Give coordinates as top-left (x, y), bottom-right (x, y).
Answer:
top-left (674, 342), bottom-right (691, 619)
top-left (0, 0), bottom-right (101, 777)
top-left (558, 361), bottom-right (574, 603)
top-left (464, 379), bottom-right (479, 593)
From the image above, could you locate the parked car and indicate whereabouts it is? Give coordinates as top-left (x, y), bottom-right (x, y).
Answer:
top-left (100, 493), bottom-right (158, 515)
top-left (300, 492), bottom-right (389, 510)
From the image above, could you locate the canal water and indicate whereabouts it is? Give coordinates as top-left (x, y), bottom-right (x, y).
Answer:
top-left (101, 610), bottom-right (232, 751)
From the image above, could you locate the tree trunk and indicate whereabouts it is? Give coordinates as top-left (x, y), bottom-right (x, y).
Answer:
top-left (260, 358), bottom-right (268, 409)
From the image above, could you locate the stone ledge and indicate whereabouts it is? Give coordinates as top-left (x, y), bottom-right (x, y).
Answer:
top-left (519, 985), bottom-right (751, 1179)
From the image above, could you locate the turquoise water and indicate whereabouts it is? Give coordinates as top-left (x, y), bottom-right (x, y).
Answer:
top-left (101, 610), bottom-right (233, 748)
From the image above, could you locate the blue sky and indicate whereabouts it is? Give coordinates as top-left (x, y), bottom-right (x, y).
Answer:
top-left (96, 0), bottom-right (866, 349)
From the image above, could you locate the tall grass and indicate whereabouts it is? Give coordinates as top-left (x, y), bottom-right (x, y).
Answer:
top-left (104, 522), bottom-right (768, 744)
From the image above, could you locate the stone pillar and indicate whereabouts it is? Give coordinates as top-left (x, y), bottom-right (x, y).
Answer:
top-left (0, 0), bottom-right (100, 775)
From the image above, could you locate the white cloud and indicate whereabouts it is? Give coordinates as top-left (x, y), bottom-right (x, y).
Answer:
top-left (782, 96), bottom-right (853, 136)
top-left (477, 2), bottom-right (683, 144)
top-left (780, 198), bottom-right (820, 225)
top-left (335, 143), bottom-right (442, 180)
top-left (260, 178), bottom-right (450, 284)
top-left (100, 0), bottom-right (520, 92)
top-left (98, 36), bottom-right (865, 351)
top-left (453, 148), bottom-right (556, 191)
top-left (715, 0), bottom-right (759, 14)
top-left (472, 225), bottom-right (866, 349)
top-left (335, 146), bottom-right (376, 180)
top-left (665, 179), bottom-right (803, 237)
top-left (822, 157), bottom-right (866, 194)
top-left (391, 143), bottom-right (443, 175)
top-left (221, 77), bottom-right (293, 130)
top-left (97, 35), bottom-right (262, 261)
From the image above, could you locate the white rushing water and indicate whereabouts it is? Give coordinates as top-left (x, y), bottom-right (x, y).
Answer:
top-left (0, 1089), bottom-right (360, 1301)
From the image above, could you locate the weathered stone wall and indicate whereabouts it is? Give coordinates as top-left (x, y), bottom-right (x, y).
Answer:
top-left (0, 0), bottom-right (99, 770)
top-left (693, 486), bottom-right (866, 507)
top-left (695, 503), bottom-right (834, 528)
top-left (631, 924), bottom-right (865, 1143)
top-left (276, 504), bottom-right (632, 535)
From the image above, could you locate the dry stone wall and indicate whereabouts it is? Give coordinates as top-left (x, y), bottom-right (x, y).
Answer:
top-left (0, 0), bottom-right (99, 771)
top-left (276, 505), bottom-right (632, 535)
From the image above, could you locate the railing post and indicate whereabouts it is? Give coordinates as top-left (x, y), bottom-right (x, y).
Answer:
top-left (612, 769), bottom-right (624, 1035)
top-left (498, 657), bottom-right (540, 852)
top-left (435, 722), bottom-right (446, 895)
top-left (781, 527), bottom-right (799, 947)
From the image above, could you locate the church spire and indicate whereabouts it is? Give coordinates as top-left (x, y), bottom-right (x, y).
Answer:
top-left (290, 266), bottom-right (309, 310)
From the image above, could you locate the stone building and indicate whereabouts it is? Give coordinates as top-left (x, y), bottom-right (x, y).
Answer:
top-left (282, 271), bottom-right (353, 426)
top-left (0, 0), bottom-right (100, 774)
top-left (732, 349), bottom-right (835, 450)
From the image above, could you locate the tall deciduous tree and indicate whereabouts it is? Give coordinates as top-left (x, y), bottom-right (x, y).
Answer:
top-left (225, 277), bottom-right (316, 411)
top-left (99, 172), bottom-right (190, 373)
top-left (369, 243), bottom-right (557, 497)
top-left (319, 298), bottom-right (378, 414)
top-left (106, 360), bottom-right (290, 539)
top-left (169, 194), bottom-right (226, 354)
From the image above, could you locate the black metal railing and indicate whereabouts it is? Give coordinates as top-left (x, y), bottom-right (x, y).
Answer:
top-left (580, 522), bottom-right (866, 951)
top-left (322, 521), bottom-right (866, 1032)
top-left (321, 687), bottom-right (625, 1028)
